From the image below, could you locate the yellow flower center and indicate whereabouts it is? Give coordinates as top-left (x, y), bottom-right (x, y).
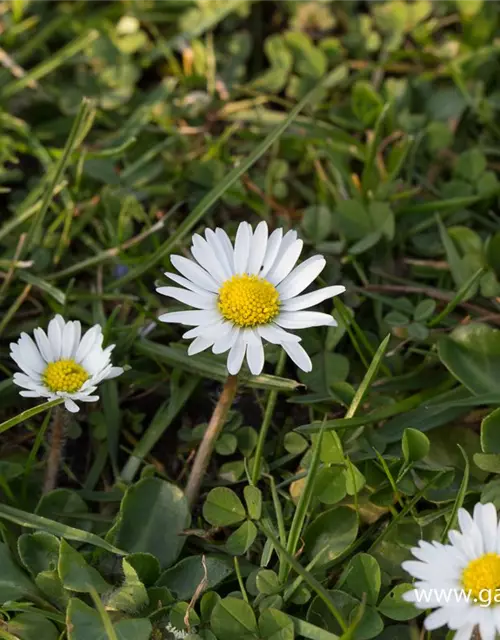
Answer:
top-left (462, 553), bottom-right (500, 601)
top-left (43, 359), bottom-right (89, 393)
top-left (218, 274), bottom-right (280, 328)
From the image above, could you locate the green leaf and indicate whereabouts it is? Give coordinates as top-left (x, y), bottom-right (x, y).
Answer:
top-left (203, 487), bottom-right (246, 526)
top-left (18, 532), bottom-right (60, 577)
top-left (314, 467), bottom-right (347, 505)
top-left (438, 323), bottom-right (500, 394)
top-left (7, 613), bottom-right (59, 640)
top-left (113, 478), bottom-right (190, 568)
top-left (301, 205), bottom-right (333, 243)
top-left (259, 609), bottom-right (294, 640)
top-left (314, 430), bottom-right (344, 464)
top-left (106, 559), bottom-right (149, 612)
top-left (256, 569), bottom-right (280, 595)
top-left (344, 554), bottom-right (381, 606)
top-left (413, 299), bottom-right (436, 322)
top-left (377, 584), bottom-right (418, 621)
top-left (211, 596), bottom-right (259, 640)
top-left (0, 503), bottom-right (125, 555)
top-left (157, 554), bottom-right (234, 600)
top-left (226, 521), bottom-right (257, 556)
top-left (473, 453), bottom-right (500, 473)
top-left (35, 569), bottom-right (69, 609)
top-left (124, 553), bottom-right (160, 587)
top-left (308, 590), bottom-right (382, 640)
top-left (298, 353), bottom-right (349, 394)
top-left (486, 232), bottom-right (500, 277)
top-left (352, 81), bottom-right (383, 126)
top-left (284, 432), bottom-right (308, 455)
top-left (0, 542), bottom-right (39, 605)
top-left (58, 539), bottom-right (110, 594)
top-left (66, 598), bottom-right (152, 640)
top-left (36, 488), bottom-right (91, 531)
top-left (402, 428), bottom-right (430, 463)
top-left (244, 486), bottom-right (262, 520)
top-left (481, 408), bottom-right (500, 454)
top-left (304, 507), bottom-right (358, 567)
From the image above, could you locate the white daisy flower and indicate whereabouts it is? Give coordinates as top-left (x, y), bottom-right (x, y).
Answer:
top-left (10, 315), bottom-right (124, 413)
top-left (402, 502), bottom-right (500, 640)
top-left (157, 221), bottom-right (345, 375)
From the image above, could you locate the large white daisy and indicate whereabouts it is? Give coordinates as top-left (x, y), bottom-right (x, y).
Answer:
top-left (10, 315), bottom-right (124, 413)
top-left (157, 221), bottom-right (345, 375)
top-left (403, 502), bottom-right (500, 640)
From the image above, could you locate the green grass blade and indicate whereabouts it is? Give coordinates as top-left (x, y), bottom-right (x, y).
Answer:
top-left (111, 68), bottom-right (343, 289)
top-left (0, 398), bottom-right (64, 435)
top-left (441, 445), bottom-right (469, 543)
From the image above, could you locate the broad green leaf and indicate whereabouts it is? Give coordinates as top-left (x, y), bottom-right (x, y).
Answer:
top-left (157, 554), bottom-right (234, 600)
top-left (58, 540), bottom-right (109, 594)
top-left (259, 609), bottom-right (294, 640)
top-left (377, 584), bottom-right (418, 621)
top-left (344, 554), bottom-right (381, 606)
top-left (7, 613), bottom-right (59, 640)
top-left (256, 570), bottom-right (280, 596)
top-left (226, 521), bottom-right (257, 556)
top-left (304, 507), bottom-right (358, 567)
top-left (18, 532), bottom-right (60, 577)
top-left (438, 323), bottom-right (500, 394)
top-left (314, 467), bottom-right (347, 505)
top-left (106, 559), bottom-right (149, 612)
top-left (481, 407), bottom-right (500, 454)
top-left (402, 428), bottom-right (430, 463)
top-left (203, 487), bottom-right (246, 526)
top-left (211, 596), bottom-right (259, 640)
top-left (308, 591), bottom-right (383, 640)
top-left (0, 542), bottom-right (40, 604)
top-left (125, 553), bottom-right (160, 587)
top-left (244, 486), bottom-right (262, 520)
top-left (113, 477), bottom-right (190, 568)
top-left (66, 598), bottom-right (152, 640)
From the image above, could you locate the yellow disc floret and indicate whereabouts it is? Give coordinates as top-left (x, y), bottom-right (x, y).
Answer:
top-left (218, 274), bottom-right (280, 328)
top-left (43, 359), bottom-right (89, 393)
top-left (462, 552), bottom-right (500, 601)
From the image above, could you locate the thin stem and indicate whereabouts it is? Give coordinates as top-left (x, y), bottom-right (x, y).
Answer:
top-left (185, 374), bottom-right (238, 508)
top-left (251, 350), bottom-right (286, 485)
top-left (43, 406), bottom-right (65, 494)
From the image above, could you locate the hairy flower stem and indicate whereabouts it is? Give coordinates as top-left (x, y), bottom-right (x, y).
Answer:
top-left (43, 406), bottom-right (65, 494)
top-left (185, 374), bottom-right (238, 508)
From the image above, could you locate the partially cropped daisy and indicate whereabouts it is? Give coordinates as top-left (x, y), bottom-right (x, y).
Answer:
top-left (403, 502), bottom-right (500, 640)
top-left (157, 221), bottom-right (345, 375)
top-left (10, 315), bottom-right (124, 413)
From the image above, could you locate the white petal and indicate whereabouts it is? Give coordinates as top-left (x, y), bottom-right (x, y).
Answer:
top-left (282, 285), bottom-right (346, 312)
top-left (61, 321), bottom-right (76, 359)
top-left (47, 316), bottom-right (63, 360)
top-left (453, 624), bottom-right (476, 640)
top-left (215, 228), bottom-right (235, 272)
top-left (103, 366), bottom-right (123, 380)
top-left (10, 342), bottom-right (44, 377)
top-left (205, 228), bottom-right (232, 278)
top-left (423, 608), bottom-right (450, 631)
top-left (70, 321), bottom-right (82, 359)
top-left (257, 324), bottom-right (301, 344)
top-left (458, 508), bottom-right (475, 536)
top-left (13, 373), bottom-right (44, 391)
top-left (188, 336), bottom-right (215, 355)
top-left (275, 311), bottom-right (336, 329)
top-left (277, 256), bottom-right (326, 300)
top-left (282, 341), bottom-right (312, 372)
top-left (227, 334), bottom-right (246, 374)
top-left (33, 329), bottom-right (53, 363)
top-left (156, 286), bottom-right (216, 310)
top-left (233, 222), bottom-right (252, 274)
top-left (158, 310), bottom-right (220, 326)
top-left (20, 390), bottom-right (47, 398)
top-left (267, 239), bottom-right (303, 285)
top-left (76, 326), bottom-right (101, 363)
top-left (165, 271), bottom-right (213, 296)
top-left (473, 502), bottom-right (498, 553)
top-left (247, 221), bottom-right (268, 274)
top-left (170, 255), bottom-right (219, 293)
top-left (260, 228), bottom-right (283, 277)
top-left (74, 394), bottom-right (99, 403)
top-left (480, 614), bottom-right (497, 640)
top-left (213, 325), bottom-right (239, 354)
top-left (64, 398), bottom-right (80, 413)
top-left (183, 320), bottom-right (230, 340)
top-left (243, 330), bottom-right (264, 375)
top-left (191, 234), bottom-right (226, 283)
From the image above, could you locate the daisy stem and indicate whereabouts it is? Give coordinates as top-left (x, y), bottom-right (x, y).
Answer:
top-left (43, 406), bottom-right (65, 494)
top-left (185, 374), bottom-right (238, 508)
top-left (251, 349), bottom-right (286, 485)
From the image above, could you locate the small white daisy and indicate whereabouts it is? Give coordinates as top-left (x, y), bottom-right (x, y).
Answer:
top-left (157, 221), bottom-right (345, 375)
top-left (10, 315), bottom-right (124, 413)
top-left (402, 502), bottom-right (500, 640)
